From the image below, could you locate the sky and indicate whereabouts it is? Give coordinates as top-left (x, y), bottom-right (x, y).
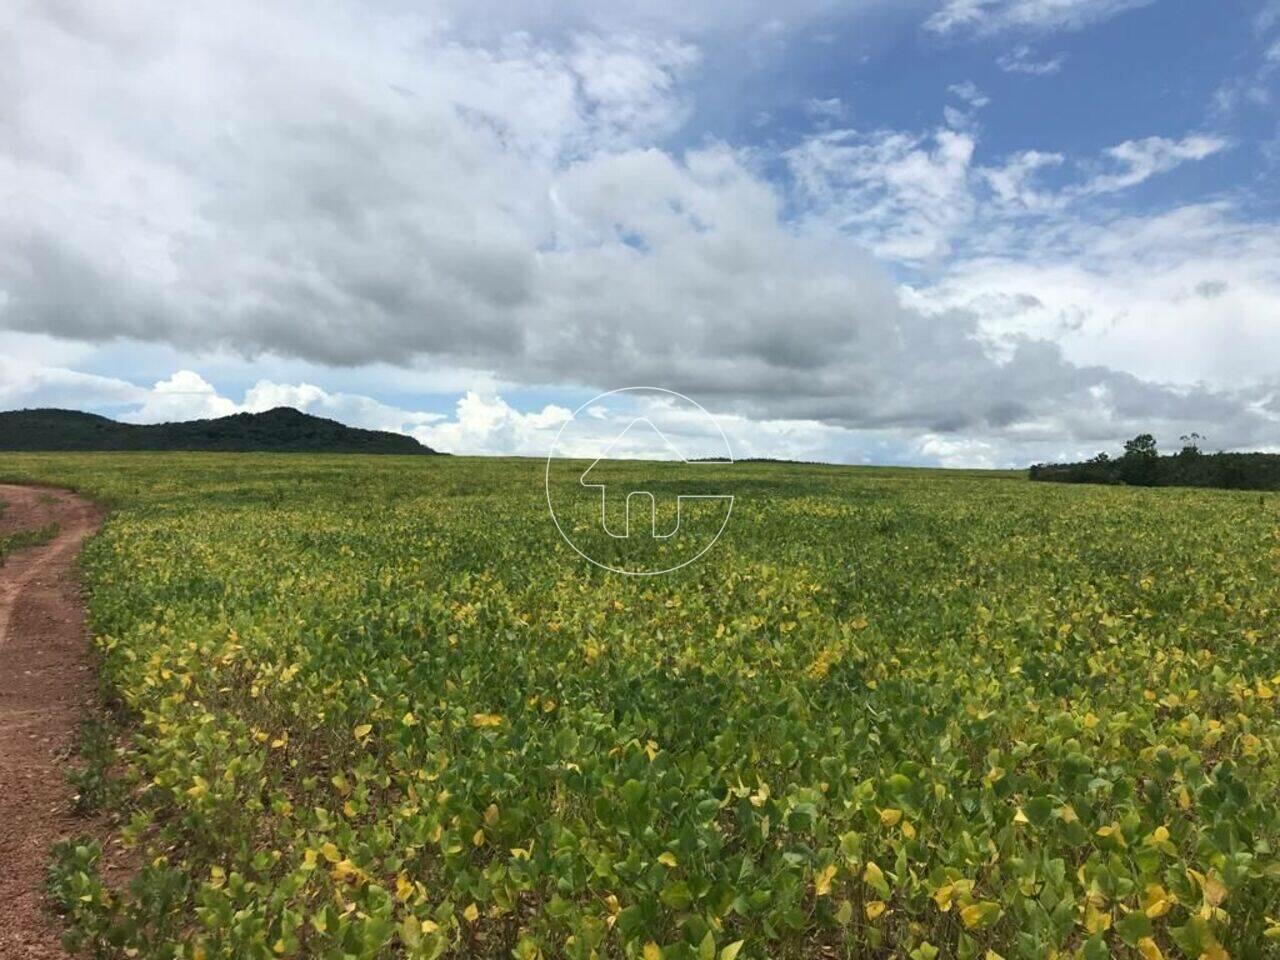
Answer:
top-left (2, 0), bottom-right (1280, 467)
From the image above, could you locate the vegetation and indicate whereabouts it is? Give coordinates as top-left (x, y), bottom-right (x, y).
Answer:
top-left (4, 452), bottom-right (1280, 959)
top-left (0, 520), bottom-right (59, 564)
top-left (0, 408), bottom-right (439, 455)
top-left (1031, 434), bottom-right (1280, 490)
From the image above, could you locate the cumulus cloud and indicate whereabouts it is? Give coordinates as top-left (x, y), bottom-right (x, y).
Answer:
top-left (908, 202), bottom-right (1280, 394)
top-left (414, 392), bottom-right (571, 456)
top-left (125, 371), bottom-right (238, 423)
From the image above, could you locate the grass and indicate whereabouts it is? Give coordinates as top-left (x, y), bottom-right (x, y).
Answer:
top-left (1, 451), bottom-right (1277, 959)
top-left (0, 521), bottom-right (60, 565)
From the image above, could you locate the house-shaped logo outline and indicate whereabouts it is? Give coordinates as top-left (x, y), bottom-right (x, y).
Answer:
top-left (577, 417), bottom-right (733, 540)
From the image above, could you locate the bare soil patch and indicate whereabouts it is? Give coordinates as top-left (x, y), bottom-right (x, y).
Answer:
top-left (0, 484), bottom-right (103, 959)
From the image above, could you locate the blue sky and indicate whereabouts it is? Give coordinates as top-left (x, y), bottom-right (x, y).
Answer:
top-left (2, 0), bottom-right (1280, 466)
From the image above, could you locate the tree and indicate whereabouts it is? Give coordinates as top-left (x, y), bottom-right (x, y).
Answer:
top-left (1120, 433), bottom-right (1160, 486)
top-left (1124, 434), bottom-right (1158, 458)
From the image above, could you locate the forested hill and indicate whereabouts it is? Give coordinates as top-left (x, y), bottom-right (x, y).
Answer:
top-left (0, 407), bottom-right (440, 455)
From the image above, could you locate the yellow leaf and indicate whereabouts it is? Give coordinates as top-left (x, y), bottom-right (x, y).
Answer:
top-left (1137, 938), bottom-right (1164, 960)
top-left (814, 864), bottom-right (837, 896)
top-left (1085, 901), bottom-right (1112, 934)
top-left (484, 803), bottom-right (499, 826)
top-left (420, 920), bottom-right (439, 934)
top-left (352, 723), bottom-right (372, 740)
top-left (865, 900), bottom-right (886, 920)
top-left (1142, 884), bottom-right (1171, 918)
top-left (395, 873), bottom-right (414, 902)
top-left (1201, 872), bottom-right (1227, 908)
top-left (658, 852), bottom-right (678, 868)
top-left (960, 901), bottom-right (1002, 931)
top-left (901, 819), bottom-right (916, 839)
top-left (320, 842), bottom-right (341, 863)
top-left (1096, 823), bottom-right (1126, 846)
top-left (402, 712), bottom-right (417, 726)
top-left (471, 713), bottom-right (503, 728)
top-left (879, 807), bottom-right (902, 827)
top-left (1013, 807), bottom-right (1029, 824)
top-left (644, 942), bottom-right (662, 960)
top-left (863, 861), bottom-right (885, 890)
top-left (463, 903), bottom-right (479, 923)
top-left (933, 883), bottom-right (955, 912)
top-left (718, 942), bottom-right (744, 960)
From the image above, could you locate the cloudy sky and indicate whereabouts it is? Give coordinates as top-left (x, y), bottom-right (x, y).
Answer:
top-left (3, 0), bottom-right (1279, 467)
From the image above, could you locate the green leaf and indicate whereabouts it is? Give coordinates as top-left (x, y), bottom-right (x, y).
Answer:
top-left (659, 880), bottom-right (693, 910)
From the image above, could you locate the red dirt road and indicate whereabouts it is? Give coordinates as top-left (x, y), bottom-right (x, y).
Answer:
top-left (0, 484), bottom-right (103, 959)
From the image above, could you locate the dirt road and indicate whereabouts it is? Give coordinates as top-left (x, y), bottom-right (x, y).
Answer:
top-left (0, 484), bottom-right (103, 959)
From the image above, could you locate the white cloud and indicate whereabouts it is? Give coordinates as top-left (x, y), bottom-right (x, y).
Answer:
top-left (918, 433), bottom-right (999, 468)
top-left (997, 45), bottom-right (1066, 74)
top-left (927, 0), bottom-right (1153, 35)
top-left (124, 371), bottom-right (238, 423)
top-left (1078, 135), bottom-right (1229, 195)
top-left (943, 80), bottom-right (991, 131)
top-left (908, 202), bottom-right (1280, 391)
top-left (0, 347), bottom-right (147, 411)
top-left (981, 150), bottom-right (1065, 211)
top-left (788, 124), bottom-right (1225, 266)
top-left (948, 81), bottom-right (990, 108)
top-left (414, 391), bottom-right (571, 456)
top-left (787, 127), bottom-right (977, 263)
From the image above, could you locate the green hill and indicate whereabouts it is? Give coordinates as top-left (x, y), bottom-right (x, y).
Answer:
top-left (0, 407), bottom-right (440, 455)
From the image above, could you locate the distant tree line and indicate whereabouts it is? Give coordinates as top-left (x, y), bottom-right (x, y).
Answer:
top-left (1030, 434), bottom-right (1280, 490)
